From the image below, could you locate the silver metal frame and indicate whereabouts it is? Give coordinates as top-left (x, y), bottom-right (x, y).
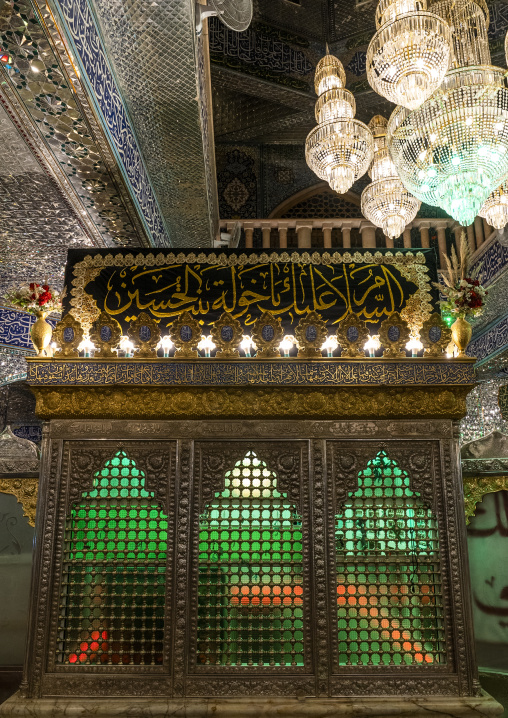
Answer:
top-left (20, 419), bottom-right (479, 699)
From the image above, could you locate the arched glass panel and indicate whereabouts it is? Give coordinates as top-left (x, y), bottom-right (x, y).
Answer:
top-left (57, 450), bottom-right (167, 666)
top-left (197, 450), bottom-right (304, 667)
top-left (334, 450), bottom-right (445, 667)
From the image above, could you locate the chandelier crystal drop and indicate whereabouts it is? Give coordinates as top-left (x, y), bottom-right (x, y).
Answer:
top-left (361, 116), bottom-right (421, 239)
top-left (479, 181), bottom-right (508, 231)
top-left (387, 0), bottom-right (508, 227)
top-left (305, 54), bottom-right (374, 195)
top-left (367, 0), bottom-right (452, 110)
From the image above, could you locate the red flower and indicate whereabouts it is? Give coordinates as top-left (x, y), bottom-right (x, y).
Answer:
top-left (467, 290), bottom-right (483, 309)
top-left (38, 291), bottom-right (51, 306)
top-left (42, 284), bottom-right (49, 291)
top-left (29, 282), bottom-right (39, 291)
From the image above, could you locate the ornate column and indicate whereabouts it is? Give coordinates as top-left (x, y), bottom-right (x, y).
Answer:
top-left (434, 220), bottom-right (448, 269)
top-left (419, 222), bottom-right (430, 248)
top-left (277, 222), bottom-right (289, 249)
top-left (341, 222), bottom-right (352, 248)
top-left (360, 222), bottom-right (377, 249)
top-left (296, 222), bottom-right (313, 249)
top-left (403, 226), bottom-right (412, 248)
top-left (474, 217), bottom-right (484, 248)
top-left (483, 218), bottom-right (492, 242)
top-left (453, 223), bottom-right (463, 253)
top-left (466, 224), bottom-right (476, 255)
top-left (243, 223), bottom-right (254, 249)
top-left (262, 226), bottom-right (272, 249)
top-left (322, 222), bottom-right (333, 249)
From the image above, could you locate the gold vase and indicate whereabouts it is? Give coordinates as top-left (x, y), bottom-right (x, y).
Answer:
top-left (30, 311), bottom-right (52, 356)
top-left (451, 316), bottom-right (472, 357)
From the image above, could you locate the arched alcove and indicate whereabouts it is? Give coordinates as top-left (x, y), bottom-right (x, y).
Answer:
top-left (58, 450), bottom-right (168, 667)
top-left (334, 450), bottom-right (445, 668)
top-left (269, 183), bottom-right (361, 219)
top-left (197, 450), bottom-right (305, 667)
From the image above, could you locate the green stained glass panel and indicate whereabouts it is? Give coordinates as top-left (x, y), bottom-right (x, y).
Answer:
top-left (335, 451), bottom-right (446, 668)
top-left (196, 450), bottom-right (305, 667)
top-left (57, 451), bottom-right (167, 666)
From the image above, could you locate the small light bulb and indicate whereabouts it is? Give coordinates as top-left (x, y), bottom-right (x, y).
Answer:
top-left (78, 337), bottom-right (96, 358)
top-left (321, 335), bottom-right (338, 358)
top-left (119, 335), bottom-right (135, 358)
top-left (157, 335), bottom-right (174, 357)
top-left (279, 335), bottom-right (295, 358)
top-left (240, 335), bottom-right (256, 358)
top-left (446, 341), bottom-right (456, 358)
top-left (364, 335), bottom-right (381, 358)
top-left (405, 338), bottom-right (423, 357)
top-left (197, 335), bottom-right (216, 358)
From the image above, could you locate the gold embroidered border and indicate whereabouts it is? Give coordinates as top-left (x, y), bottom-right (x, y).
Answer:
top-left (31, 385), bottom-right (471, 421)
top-left (397, 261), bottom-right (434, 335)
top-left (463, 474), bottom-right (508, 524)
top-left (0, 478), bottom-right (38, 527)
top-left (69, 250), bottom-right (435, 333)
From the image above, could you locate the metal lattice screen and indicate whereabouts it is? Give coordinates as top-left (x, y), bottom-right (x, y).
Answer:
top-left (334, 450), bottom-right (445, 667)
top-left (196, 450), bottom-right (305, 667)
top-left (57, 450), bottom-right (167, 666)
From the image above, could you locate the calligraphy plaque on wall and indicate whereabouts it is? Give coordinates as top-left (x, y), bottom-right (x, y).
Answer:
top-left (64, 248), bottom-right (439, 334)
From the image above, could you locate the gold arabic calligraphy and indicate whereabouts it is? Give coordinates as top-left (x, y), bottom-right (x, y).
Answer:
top-left (95, 262), bottom-right (414, 327)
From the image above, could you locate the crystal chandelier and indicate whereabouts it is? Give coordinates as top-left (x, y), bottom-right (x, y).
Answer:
top-left (387, 0), bottom-right (508, 227)
top-left (479, 181), bottom-right (508, 231)
top-left (483, 32), bottom-right (508, 240)
top-left (305, 54), bottom-right (374, 194)
top-left (367, 0), bottom-right (451, 110)
top-left (361, 115), bottom-right (421, 238)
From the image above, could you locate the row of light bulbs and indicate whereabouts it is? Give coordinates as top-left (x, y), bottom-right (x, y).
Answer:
top-left (68, 334), bottom-right (451, 359)
top-left (305, 0), bottom-right (508, 236)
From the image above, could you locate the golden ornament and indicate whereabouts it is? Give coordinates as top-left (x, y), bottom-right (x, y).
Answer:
top-left (451, 316), bottom-right (472, 357)
top-left (30, 311), bottom-right (53, 356)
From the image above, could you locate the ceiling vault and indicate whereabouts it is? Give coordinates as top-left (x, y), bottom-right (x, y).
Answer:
top-left (49, 0), bottom-right (219, 247)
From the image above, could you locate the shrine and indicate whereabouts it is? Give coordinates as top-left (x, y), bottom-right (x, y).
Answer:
top-left (2, 0), bottom-right (508, 708)
top-left (0, 247), bottom-right (501, 716)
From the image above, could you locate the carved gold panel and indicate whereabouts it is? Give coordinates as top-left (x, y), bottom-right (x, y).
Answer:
top-left (463, 474), bottom-right (508, 524)
top-left (29, 385), bottom-right (471, 420)
top-left (0, 478), bottom-right (38, 526)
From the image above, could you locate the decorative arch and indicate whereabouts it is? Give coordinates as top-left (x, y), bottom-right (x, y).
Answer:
top-left (196, 449), bottom-right (305, 667)
top-left (268, 182), bottom-right (361, 219)
top-left (57, 450), bottom-right (168, 667)
top-left (461, 430), bottom-right (508, 522)
top-left (334, 450), bottom-right (445, 668)
top-left (463, 475), bottom-right (508, 524)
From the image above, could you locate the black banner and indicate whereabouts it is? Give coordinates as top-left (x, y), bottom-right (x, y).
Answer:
top-left (64, 248), bottom-right (439, 333)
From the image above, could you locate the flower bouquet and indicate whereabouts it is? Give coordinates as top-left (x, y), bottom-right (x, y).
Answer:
top-left (4, 282), bottom-right (63, 315)
top-left (4, 282), bottom-right (64, 355)
top-left (434, 233), bottom-right (487, 356)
